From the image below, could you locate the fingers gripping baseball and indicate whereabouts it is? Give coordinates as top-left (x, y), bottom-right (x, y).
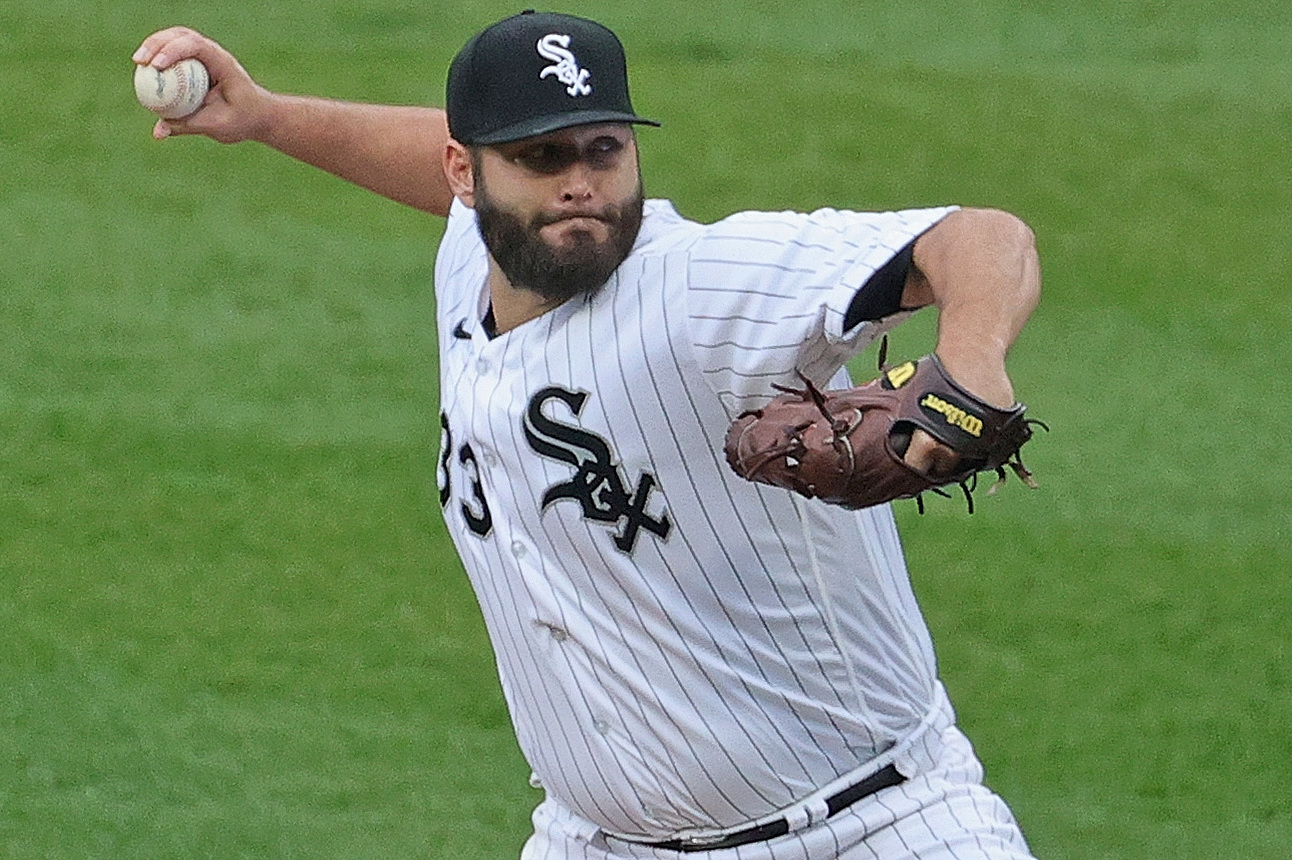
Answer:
top-left (132, 27), bottom-right (268, 143)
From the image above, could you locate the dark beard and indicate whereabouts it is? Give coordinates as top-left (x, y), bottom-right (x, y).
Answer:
top-left (474, 180), bottom-right (644, 305)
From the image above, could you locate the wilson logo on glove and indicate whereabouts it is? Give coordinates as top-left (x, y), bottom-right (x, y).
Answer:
top-left (918, 394), bottom-right (984, 437)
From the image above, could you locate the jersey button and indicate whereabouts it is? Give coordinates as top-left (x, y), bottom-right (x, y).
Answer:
top-left (476, 357), bottom-right (491, 374)
top-left (549, 626), bottom-right (568, 642)
top-left (483, 452), bottom-right (498, 468)
top-left (511, 540), bottom-right (527, 558)
top-left (593, 719), bottom-right (611, 735)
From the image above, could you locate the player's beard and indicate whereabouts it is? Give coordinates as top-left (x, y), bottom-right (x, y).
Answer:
top-left (474, 176), bottom-right (645, 305)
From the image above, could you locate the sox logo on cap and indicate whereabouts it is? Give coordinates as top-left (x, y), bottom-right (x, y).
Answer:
top-left (538, 34), bottom-right (592, 97)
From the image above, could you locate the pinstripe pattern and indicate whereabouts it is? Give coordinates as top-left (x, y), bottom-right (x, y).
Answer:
top-left (521, 724), bottom-right (1033, 859)
top-left (433, 198), bottom-right (1032, 857)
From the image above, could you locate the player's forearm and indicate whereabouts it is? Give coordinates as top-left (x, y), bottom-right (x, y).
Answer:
top-left (133, 27), bottom-right (456, 216)
top-left (906, 208), bottom-right (1040, 407)
top-left (253, 95), bottom-right (453, 215)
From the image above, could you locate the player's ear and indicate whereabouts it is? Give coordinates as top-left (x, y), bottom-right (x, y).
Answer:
top-left (444, 139), bottom-right (477, 208)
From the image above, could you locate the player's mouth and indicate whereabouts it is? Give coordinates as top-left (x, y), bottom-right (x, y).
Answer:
top-left (536, 210), bottom-right (611, 226)
top-left (539, 216), bottom-right (611, 243)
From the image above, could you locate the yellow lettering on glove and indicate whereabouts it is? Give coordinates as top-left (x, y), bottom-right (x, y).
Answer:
top-left (919, 394), bottom-right (984, 437)
top-left (885, 362), bottom-right (917, 388)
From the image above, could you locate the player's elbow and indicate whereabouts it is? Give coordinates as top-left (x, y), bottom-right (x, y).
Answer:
top-left (1003, 211), bottom-right (1041, 311)
top-left (958, 207), bottom-right (1035, 260)
top-left (998, 210), bottom-right (1038, 281)
top-left (959, 207), bottom-right (1040, 308)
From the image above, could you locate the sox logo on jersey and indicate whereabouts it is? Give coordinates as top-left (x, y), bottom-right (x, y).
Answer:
top-left (523, 385), bottom-right (671, 553)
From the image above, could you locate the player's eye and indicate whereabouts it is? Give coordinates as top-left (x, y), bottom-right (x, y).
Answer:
top-left (512, 142), bottom-right (580, 175)
top-left (508, 136), bottom-right (626, 175)
top-left (582, 136), bottom-right (625, 168)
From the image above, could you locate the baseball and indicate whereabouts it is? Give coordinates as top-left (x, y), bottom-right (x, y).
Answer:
top-left (133, 58), bottom-right (209, 119)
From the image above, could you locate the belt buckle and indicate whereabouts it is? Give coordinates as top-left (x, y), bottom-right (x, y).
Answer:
top-left (670, 818), bottom-right (785, 852)
top-left (676, 832), bottom-right (736, 850)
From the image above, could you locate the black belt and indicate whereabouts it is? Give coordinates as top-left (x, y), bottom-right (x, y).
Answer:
top-left (625, 763), bottom-right (905, 853)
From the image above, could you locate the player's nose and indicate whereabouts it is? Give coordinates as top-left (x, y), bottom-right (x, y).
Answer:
top-left (558, 162), bottom-right (596, 202)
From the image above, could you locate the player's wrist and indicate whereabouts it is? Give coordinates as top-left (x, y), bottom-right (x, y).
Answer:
top-left (931, 346), bottom-right (1014, 409)
top-left (238, 88), bottom-right (293, 147)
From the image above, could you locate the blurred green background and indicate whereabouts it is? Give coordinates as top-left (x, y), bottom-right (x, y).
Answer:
top-left (3, 1), bottom-right (1289, 857)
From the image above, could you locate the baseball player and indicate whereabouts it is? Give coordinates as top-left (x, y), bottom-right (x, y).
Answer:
top-left (134, 12), bottom-right (1042, 860)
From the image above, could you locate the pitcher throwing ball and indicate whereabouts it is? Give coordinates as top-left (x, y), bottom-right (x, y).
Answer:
top-left (133, 11), bottom-right (1044, 859)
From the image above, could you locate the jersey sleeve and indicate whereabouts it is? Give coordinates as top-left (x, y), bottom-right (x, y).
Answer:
top-left (683, 205), bottom-right (955, 413)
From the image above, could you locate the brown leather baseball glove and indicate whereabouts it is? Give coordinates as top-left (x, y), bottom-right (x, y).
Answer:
top-left (724, 354), bottom-right (1040, 511)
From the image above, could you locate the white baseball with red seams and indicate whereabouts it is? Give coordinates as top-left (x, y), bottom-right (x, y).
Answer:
top-left (133, 58), bottom-right (209, 119)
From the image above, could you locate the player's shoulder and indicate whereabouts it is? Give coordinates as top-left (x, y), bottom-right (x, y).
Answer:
top-left (705, 205), bottom-right (957, 239)
top-left (683, 204), bottom-right (957, 264)
top-left (436, 199), bottom-right (490, 303)
top-left (444, 197), bottom-right (480, 241)
top-left (634, 202), bottom-right (827, 246)
top-left (631, 199), bottom-right (704, 256)
top-left (628, 201), bottom-right (837, 258)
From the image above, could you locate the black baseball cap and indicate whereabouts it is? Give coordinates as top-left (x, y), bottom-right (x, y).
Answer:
top-left (446, 10), bottom-right (659, 145)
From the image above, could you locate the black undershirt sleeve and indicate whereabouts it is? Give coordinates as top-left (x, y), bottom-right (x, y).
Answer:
top-left (842, 238), bottom-right (917, 331)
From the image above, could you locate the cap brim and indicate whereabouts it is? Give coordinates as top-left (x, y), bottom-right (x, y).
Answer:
top-left (467, 111), bottom-right (660, 145)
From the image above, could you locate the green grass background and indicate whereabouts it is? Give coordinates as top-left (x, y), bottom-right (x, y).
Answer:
top-left (3, 0), bottom-right (1290, 857)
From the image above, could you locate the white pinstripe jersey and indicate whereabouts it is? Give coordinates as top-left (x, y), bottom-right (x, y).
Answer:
top-left (434, 197), bottom-right (958, 840)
